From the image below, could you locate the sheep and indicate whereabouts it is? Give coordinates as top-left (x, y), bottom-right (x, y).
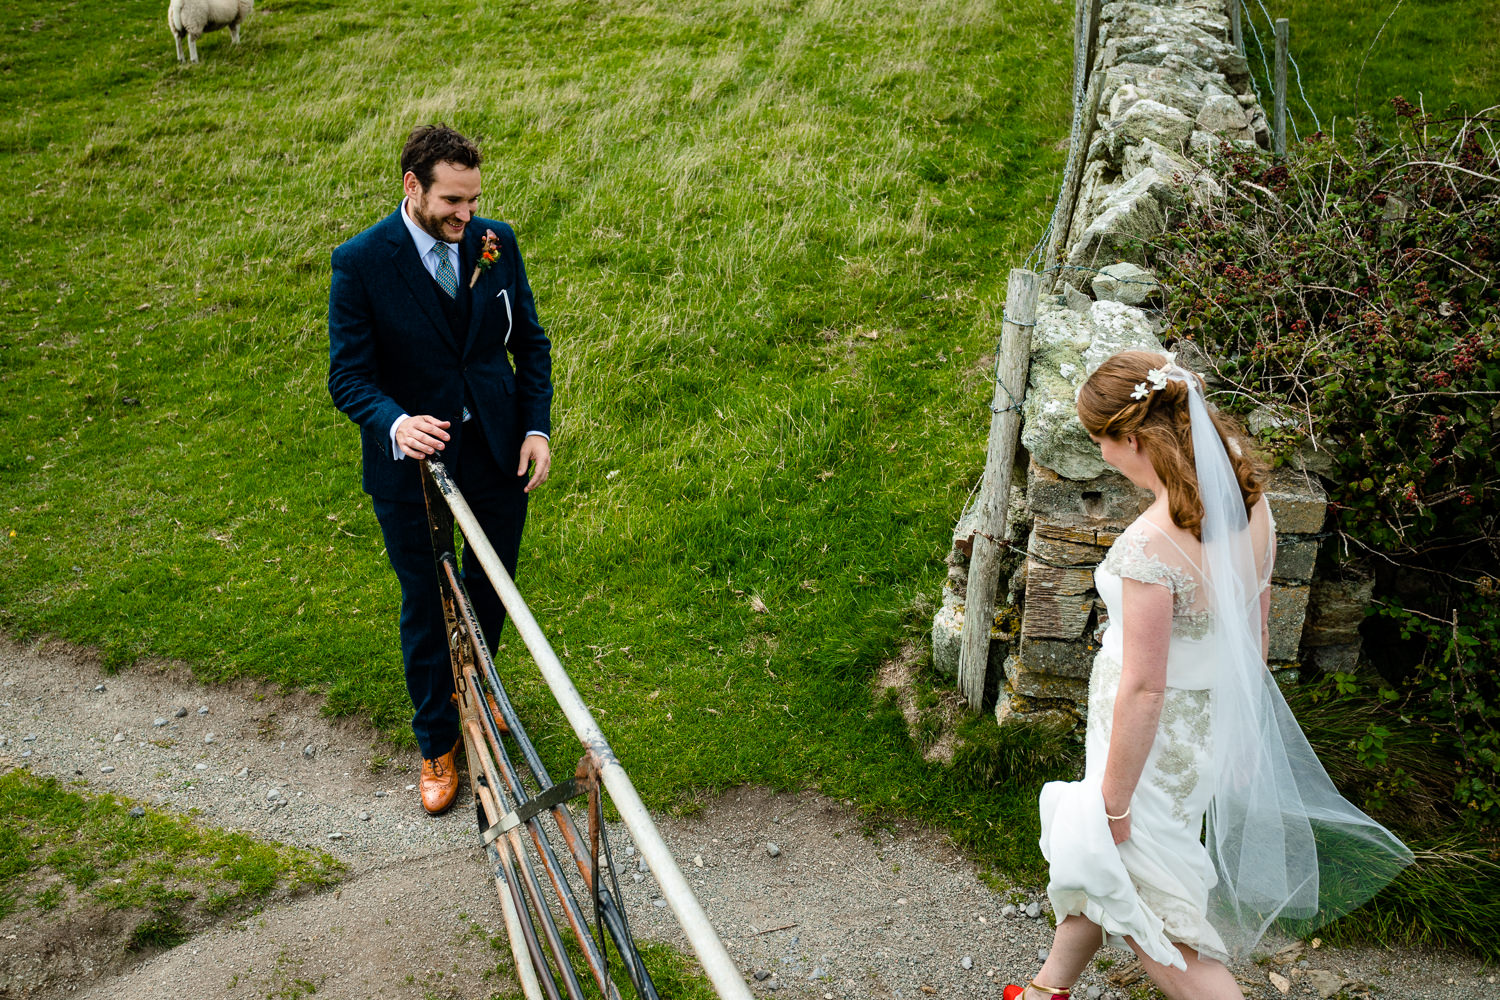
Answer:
top-left (168, 0), bottom-right (253, 64)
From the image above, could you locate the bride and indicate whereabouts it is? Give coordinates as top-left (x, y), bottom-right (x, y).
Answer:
top-left (1005, 351), bottom-right (1412, 1000)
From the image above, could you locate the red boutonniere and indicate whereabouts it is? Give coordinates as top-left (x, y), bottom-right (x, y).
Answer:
top-left (469, 229), bottom-right (500, 288)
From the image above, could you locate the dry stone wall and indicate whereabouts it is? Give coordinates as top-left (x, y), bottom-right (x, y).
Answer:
top-left (933, 0), bottom-right (1351, 726)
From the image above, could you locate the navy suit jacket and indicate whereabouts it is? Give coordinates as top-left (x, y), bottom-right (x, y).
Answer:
top-left (328, 208), bottom-right (552, 504)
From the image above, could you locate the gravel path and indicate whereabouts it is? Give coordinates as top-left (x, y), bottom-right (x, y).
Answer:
top-left (0, 637), bottom-right (1492, 1000)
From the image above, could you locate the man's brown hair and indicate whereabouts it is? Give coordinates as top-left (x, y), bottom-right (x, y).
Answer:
top-left (400, 124), bottom-right (482, 190)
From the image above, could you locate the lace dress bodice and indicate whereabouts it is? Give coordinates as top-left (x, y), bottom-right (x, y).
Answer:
top-left (1093, 504), bottom-right (1276, 690)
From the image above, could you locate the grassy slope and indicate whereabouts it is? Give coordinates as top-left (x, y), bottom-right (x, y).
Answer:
top-left (0, 0), bottom-right (1071, 875)
top-left (0, 0), bottom-right (1494, 891)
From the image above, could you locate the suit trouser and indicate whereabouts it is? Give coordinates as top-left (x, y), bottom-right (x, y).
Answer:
top-left (372, 420), bottom-right (527, 760)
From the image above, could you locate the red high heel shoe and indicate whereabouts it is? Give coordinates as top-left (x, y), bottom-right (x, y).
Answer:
top-left (1003, 983), bottom-right (1071, 1000)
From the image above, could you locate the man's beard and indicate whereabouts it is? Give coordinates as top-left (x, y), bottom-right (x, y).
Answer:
top-left (410, 199), bottom-right (465, 243)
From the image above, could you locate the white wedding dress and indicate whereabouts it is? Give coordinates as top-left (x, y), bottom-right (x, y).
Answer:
top-left (1038, 500), bottom-right (1276, 970)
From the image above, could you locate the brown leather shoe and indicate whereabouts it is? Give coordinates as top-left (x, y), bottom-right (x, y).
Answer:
top-left (420, 741), bottom-right (460, 815)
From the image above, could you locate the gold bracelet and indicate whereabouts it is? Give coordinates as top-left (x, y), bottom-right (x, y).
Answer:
top-left (1105, 805), bottom-right (1130, 821)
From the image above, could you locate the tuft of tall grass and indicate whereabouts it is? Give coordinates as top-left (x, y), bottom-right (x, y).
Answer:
top-left (1316, 840), bottom-right (1500, 962)
top-left (951, 713), bottom-right (1081, 792)
top-left (1287, 680), bottom-right (1500, 959)
top-left (1287, 684), bottom-right (1456, 835)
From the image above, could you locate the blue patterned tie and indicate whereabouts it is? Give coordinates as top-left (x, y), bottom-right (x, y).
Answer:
top-left (432, 242), bottom-right (458, 298)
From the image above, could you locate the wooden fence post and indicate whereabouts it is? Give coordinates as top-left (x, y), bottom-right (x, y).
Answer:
top-left (1043, 0), bottom-right (1104, 285)
top-left (958, 269), bottom-right (1041, 710)
top-left (1274, 18), bottom-right (1289, 155)
top-left (1229, 0), bottom-right (1243, 57)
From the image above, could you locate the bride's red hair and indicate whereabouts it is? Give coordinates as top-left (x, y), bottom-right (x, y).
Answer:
top-left (1076, 350), bottom-right (1264, 539)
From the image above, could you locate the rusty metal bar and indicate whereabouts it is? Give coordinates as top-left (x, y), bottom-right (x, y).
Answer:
top-left (421, 469), bottom-right (595, 997)
top-left (443, 556), bottom-right (630, 999)
top-left (466, 715), bottom-right (586, 1000)
top-left (471, 760), bottom-right (558, 1000)
top-left (419, 459), bottom-right (748, 997)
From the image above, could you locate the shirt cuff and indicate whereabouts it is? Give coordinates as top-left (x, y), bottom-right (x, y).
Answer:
top-left (525, 430), bottom-right (549, 440)
top-left (389, 413), bottom-right (409, 460)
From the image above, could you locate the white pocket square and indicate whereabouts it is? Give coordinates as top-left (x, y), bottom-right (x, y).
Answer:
top-left (496, 288), bottom-right (512, 344)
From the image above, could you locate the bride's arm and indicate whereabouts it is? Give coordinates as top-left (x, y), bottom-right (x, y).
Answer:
top-left (1102, 578), bottom-right (1174, 844)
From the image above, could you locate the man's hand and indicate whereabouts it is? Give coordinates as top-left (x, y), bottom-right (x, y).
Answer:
top-left (396, 415), bottom-right (451, 459)
top-left (518, 435), bottom-right (551, 493)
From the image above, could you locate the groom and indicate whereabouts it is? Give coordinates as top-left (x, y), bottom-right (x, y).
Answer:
top-left (328, 124), bottom-right (553, 815)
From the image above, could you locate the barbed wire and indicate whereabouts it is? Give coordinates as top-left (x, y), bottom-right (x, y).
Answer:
top-left (1242, 0), bottom-right (1324, 141)
top-left (1023, 45), bottom-right (1099, 273)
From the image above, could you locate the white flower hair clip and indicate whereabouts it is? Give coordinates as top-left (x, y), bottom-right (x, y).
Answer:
top-left (1129, 353), bottom-right (1179, 401)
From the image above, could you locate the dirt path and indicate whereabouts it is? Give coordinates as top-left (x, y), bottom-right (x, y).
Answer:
top-left (0, 638), bottom-right (1492, 1000)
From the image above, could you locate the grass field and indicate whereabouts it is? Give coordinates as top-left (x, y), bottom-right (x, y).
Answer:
top-left (1, 0), bottom-right (1074, 881)
top-left (1, 0), bottom-right (1495, 921)
top-left (1246, 0), bottom-right (1500, 133)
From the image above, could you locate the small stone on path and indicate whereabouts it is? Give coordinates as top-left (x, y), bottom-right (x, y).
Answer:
top-left (100, 765), bottom-right (114, 773)
top-left (1025, 901), bottom-right (1041, 918)
top-left (1304, 970), bottom-right (1347, 998)
top-left (173, 707), bottom-right (188, 718)
top-left (1001, 904), bottom-right (1016, 917)
top-left (23, 734), bottom-right (36, 742)
top-left (328, 832), bottom-right (343, 840)
top-left (204, 733), bottom-right (216, 743)
top-left (960, 956), bottom-right (973, 970)
top-left (304, 745), bottom-right (316, 758)
top-left (195, 763), bottom-right (207, 770)
top-left (358, 811), bottom-right (371, 821)
top-left (765, 842), bottom-right (781, 857)
top-left (198, 705), bottom-right (209, 714)
top-left (94, 683), bottom-right (106, 692)
top-left (235, 767), bottom-right (248, 778)
top-left (128, 806), bottom-right (145, 818)
top-left (113, 733), bottom-right (125, 742)
top-left (153, 718), bottom-right (169, 728)
top-left (652, 898), bottom-right (667, 908)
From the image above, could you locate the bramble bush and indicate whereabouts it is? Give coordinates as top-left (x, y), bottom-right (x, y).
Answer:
top-left (1145, 104), bottom-right (1500, 833)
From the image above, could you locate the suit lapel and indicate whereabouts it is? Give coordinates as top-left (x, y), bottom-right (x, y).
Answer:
top-left (463, 226), bottom-right (489, 356)
top-left (381, 210), bottom-right (459, 356)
